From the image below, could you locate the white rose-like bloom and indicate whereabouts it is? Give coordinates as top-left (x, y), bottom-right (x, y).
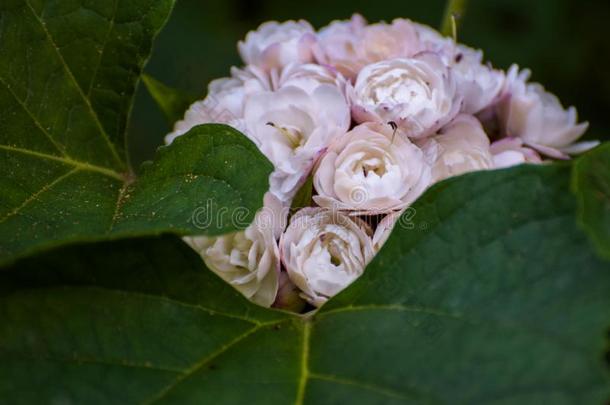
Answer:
top-left (244, 84), bottom-right (350, 202)
top-left (451, 45), bottom-right (505, 114)
top-left (238, 20), bottom-right (316, 71)
top-left (165, 66), bottom-right (271, 144)
top-left (498, 65), bottom-right (592, 156)
top-left (184, 193), bottom-right (286, 307)
top-left (361, 18), bottom-right (422, 63)
top-left (272, 63), bottom-right (347, 96)
top-left (349, 53), bottom-right (460, 138)
top-left (312, 14), bottom-right (366, 79)
top-left (372, 211), bottom-right (401, 252)
top-left (314, 14), bottom-right (423, 80)
top-left (413, 22), bottom-right (453, 53)
top-left (490, 137), bottom-right (542, 169)
top-left (313, 122), bottom-right (431, 214)
top-left (413, 24), bottom-right (504, 115)
top-left (421, 115), bottom-right (493, 182)
top-left (280, 208), bottom-right (374, 306)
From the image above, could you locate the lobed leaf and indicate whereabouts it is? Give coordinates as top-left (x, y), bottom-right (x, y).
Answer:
top-left (0, 0), bottom-right (272, 265)
top-left (2, 164), bottom-right (609, 403)
top-left (0, 124), bottom-right (273, 266)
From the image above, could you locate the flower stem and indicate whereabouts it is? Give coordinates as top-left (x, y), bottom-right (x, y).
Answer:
top-left (440, 0), bottom-right (468, 38)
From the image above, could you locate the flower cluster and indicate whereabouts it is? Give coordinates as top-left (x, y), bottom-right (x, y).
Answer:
top-left (168, 15), bottom-right (594, 309)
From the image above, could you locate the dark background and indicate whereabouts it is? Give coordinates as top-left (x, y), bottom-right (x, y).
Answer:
top-left (128, 0), bottom-right (610, 168)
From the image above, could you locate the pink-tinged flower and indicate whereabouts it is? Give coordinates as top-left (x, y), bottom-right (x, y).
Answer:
top-left (238, 20), bottom-right (316, 71)
top-left (184, 193), bottom-right (286, 307)
top-left (372, 211), bottom-right (401, 252)
top-left (312, 14), bottom-right (366, 79)
top-left (313, 122), bottom-right (432, 214)
top-left (451, 45), bottom-right (505, 114)
top-left (313, 14), bottom-right (423, 80)
top-left (349, 53), bottom-right (460, 138)
top-left (420, 115), bottom-right (493, 182)
top-left (490, 137), bottom-right (543, 168)
top-left (280, 208), bottom-right (374, 306)
top-left (413, 24), bottom-right (505, 114)
top-left (271, 63), bottom-right (347, 96)
top-left (413, 22), bottom-right (454, 55)
top-left (165, 66), bottom-right (271, 144)
top-left (243, 84), bottom-right (350, 202)
top-left (498, 65), bottom-right (593, 157)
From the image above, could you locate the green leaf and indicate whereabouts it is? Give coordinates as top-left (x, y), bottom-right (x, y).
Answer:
top-left (0, 1), bottom-right (273, 265)
top-left (572, 143), bottom-right (610, 260)
top-left (0, 123), bottom-right (273, 266)
top-left (142, 74), bottom-right (198, 126)
top-left (0, 0), bottom-right (175, 169)
top-left (2, 164), bottom-right (609, 403)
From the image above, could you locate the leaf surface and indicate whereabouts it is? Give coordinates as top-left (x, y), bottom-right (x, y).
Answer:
top-left (0, 0), bottom-right (272, 265)
top-left (2, 164), bottom-right (609, 404)
top-left (573, 143), bottom-right (610, 260)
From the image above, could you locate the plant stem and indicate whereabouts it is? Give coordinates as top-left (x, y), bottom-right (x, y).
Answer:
top-left (440, 0), bottom-right (468, 38)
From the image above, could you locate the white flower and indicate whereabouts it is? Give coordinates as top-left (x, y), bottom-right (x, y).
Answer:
top-left (413, 24), bottom-right (504, 115)
top-left (421, 115), bottom-right (493, 182)
top-left (280, 208), bottom-right (374, 306)
top-left (498, 65), bottom-right (591, 156)
top-left (243, 84), bottom-right (350, 202)
top-left (372, 211), bottom-right (401, 252)
top-left (272, 63), bottom-right (347, 95)
top-left (313, 122), bottom-right (432, 214)
top-left (451, 45), bottom-right (505, 114)
top-left (184, 193), bottom-right (286, 307)
top-left (238, 20), bottom-right (316, 70)
top-left (314, 15), bottom-right (423, 80)
top-left (490, 137), bottom-right (542, 168)
top-left (360, 18), bottom-right (422, 63)
top-left (349, 53), bottom-right (460, 138)
top-left (165, 66), bottom-right (270, 144)
top-left (413, 22), bottom-right (454, 55)
top-left (312, 14), bottom-right (367, 79)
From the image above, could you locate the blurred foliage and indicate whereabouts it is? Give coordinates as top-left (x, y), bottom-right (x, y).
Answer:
top-left (129, 0), bottom-right (610, 169)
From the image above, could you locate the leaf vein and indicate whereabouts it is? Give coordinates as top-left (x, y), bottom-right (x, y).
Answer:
top-left (86, 0), bottom-right (118, 97)
top-left (309, 372), bottom-right (434, 402)
top-left (142, 320), bottom-right (288, 404)
top-left (3, 352), bottom-right (184, 374)
top-left (38, 286), bottom-right (268, 326)
top-left (0, 75), bottom-right (66, 156)
top-left (23, 0), bottom-right (124, 168)
top-left (0, 167), bottom-right (80, 224)
top-left (0, 144), bottom-right (123, 180)
top-left (318, 303), bottom-right (591, 358)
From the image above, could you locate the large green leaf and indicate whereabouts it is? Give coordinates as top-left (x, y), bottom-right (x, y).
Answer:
top-left (0, 1), bottom-right (272, 265)
top-left (0, 123), bottom-right (273, 266)
top-left (573, 143), bottom-right (610, 260)
top-left (2, 164), bottom-right (609, 403)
